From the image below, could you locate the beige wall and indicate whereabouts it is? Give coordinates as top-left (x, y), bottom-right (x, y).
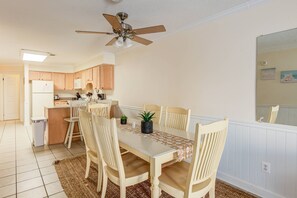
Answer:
top-left (112, 0), bottom-right (297, 122)
top-left (257, 48), bottom-right (297, 106)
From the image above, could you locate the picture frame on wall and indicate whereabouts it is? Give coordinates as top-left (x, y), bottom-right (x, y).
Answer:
top-left (280, 70), bottom-right (297, 83)
top-left (260, 68), bottom-right (276, 80)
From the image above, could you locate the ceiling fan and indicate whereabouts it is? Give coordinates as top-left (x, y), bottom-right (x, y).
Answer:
top-left (75, 12), bottom-right (166, 47)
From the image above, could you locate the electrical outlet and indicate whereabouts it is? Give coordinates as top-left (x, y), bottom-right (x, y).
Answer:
top-left (262, 161), bottom-right (271, 174)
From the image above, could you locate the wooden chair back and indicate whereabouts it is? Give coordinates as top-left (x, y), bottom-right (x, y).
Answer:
top-left (268, 105), bottom-right (279, 124)
top-left (92, 116), bottom-right (124, 174)
top-left (143, 104), bottom-right (163, 124)
top-left (165, 106), bottom-right (191, 131)
top-left (78, 109), bottom-right (97, 153)
top-left (88, 103), bottom-right (111, 118)
top-left (69, 100), bottom-right (87, 119)
top-left (186, 119), bottom-right (228, 193)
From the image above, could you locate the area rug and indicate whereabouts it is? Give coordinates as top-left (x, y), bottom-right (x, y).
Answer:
top-left (54, 155), bottom-right (257, 198)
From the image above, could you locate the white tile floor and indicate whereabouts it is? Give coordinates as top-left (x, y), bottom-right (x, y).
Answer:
top-left (0, 121), bottom-right (86, 198)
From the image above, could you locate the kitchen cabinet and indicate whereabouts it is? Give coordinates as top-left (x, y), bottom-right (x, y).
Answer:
top-left (99, 64), bottom-right (114, 90)
top-left (29, 71), bottom-right (52, 81)
top-left (65, 73), bottom-right (74, 90)
top-left (81, 68), bottom-right (93, 89)
top-left (74, 71), bottom-right (82, 79)
top-left (52, 73), bottom-right (65, 90)
top-left (92, 66), bottom-right (99, 89)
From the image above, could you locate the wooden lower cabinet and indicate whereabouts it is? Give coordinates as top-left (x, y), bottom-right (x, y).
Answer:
top-left (45, 107), bottom-right (79, 145)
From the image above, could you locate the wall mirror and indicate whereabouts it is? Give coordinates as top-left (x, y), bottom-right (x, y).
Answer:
top-left (256, 28), bottom-right (297, 126)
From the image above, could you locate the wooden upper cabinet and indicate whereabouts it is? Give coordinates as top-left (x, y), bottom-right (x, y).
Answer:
top-left (29, 71), bottom-right (52, 81)
top-left (29, 71), bottom-right (40, 80)
top-left (52, 73), bottom-right (65, 90)
top-left (92, 66), bottom-right (99, 89)
top-left (65, 73), bottom-right (74, 90)
top-left (81, 68), bottom-right (93, 89)
top-left (39, 72), bottom-right (52, 80)
top-left (100, 64), bottom-right (114, 90)
top-left (74, 71), bottom-right (82, 79)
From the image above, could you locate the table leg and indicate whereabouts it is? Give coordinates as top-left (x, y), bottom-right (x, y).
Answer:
top-left (150, 157), bottom-right (161, 198)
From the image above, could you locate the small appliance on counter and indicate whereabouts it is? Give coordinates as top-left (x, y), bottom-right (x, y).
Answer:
top-left (54, 95), bottom-right (60, 100)
top-left (98, 93), bottom-right (106, 100)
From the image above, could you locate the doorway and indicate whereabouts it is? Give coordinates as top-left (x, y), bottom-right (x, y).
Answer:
top-left (0, 74), bottom-right (20, 120)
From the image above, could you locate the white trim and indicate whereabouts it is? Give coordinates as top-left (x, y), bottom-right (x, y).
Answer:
top-left (217, 172), bottom-right (284, 198)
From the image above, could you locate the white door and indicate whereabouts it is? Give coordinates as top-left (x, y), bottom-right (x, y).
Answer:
top-left (3, 74), bottom-right (20, 120)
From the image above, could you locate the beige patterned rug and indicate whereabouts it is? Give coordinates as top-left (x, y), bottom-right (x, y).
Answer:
top-left (55, 155), bottom-right (257, 198)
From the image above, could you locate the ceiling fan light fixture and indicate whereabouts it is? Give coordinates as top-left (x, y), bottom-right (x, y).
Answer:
top-left (114, 37), bottom-right (124, 47)
top-left (123, 38), bottom-right (133, 48)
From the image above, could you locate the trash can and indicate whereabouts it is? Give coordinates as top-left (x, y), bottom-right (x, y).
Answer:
top-left (31, 117), bottom-right (47, 147)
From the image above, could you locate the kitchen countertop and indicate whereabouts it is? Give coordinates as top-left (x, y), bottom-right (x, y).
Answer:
top-left (46, 100), bottom-right (118, 109)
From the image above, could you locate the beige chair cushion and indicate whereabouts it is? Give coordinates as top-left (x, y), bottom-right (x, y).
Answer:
top-left (159, 161), bottom-right (211, 193)
top-left (106, 152), bottom-right (149, 179)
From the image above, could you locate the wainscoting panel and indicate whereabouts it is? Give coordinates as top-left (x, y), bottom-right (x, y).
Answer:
top-left (120, 105), bottom-right (297, 198)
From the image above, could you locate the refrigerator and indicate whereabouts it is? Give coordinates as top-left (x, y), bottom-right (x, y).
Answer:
top-left (31, 80), bottom-right (54, 117)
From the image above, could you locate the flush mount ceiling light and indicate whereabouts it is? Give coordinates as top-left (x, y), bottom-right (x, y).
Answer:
top-left (21, 49), bottom-right (53, 62)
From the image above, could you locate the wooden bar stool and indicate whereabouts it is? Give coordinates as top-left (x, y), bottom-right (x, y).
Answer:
top-left (64, 100), bottom-right (87, 148)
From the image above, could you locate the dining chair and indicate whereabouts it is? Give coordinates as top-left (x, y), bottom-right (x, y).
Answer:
top-left (88, 103), bottom-right (111, 118)
top-left (91, 116), bottom-right (149, 198)
top-left (164, 106), bottom-right (191, 131)
top-left (143, 104), bottom-right (163, 125)
top-left (64, 100), bottom-right (87, 148)
top-left (268, 105), bottom-right (279, 124)
top-left (159, 118), bottom-right (229, 198)
top-left (78, 109), bottom-right (102, 192)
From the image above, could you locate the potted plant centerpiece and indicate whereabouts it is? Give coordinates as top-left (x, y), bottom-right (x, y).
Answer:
top-left (139, 111), bottom-right (155, 134)
top-left (121, 114), bottom-right (127, 125)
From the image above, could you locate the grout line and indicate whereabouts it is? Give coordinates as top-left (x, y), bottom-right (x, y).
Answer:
top-left (24, 124), bottom-right (49, 197)
top-left (14, 120), bottom-right (18, 198)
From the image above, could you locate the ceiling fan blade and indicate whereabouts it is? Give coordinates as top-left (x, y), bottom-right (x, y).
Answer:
top-left (133, 25), bottom-right (166, 35)
top-left (75, 30), bottom-right (114, 35)
top-left (103, 14), bottom-right (122, 31)
top-left (132, 36), bottom-right (153, 45)
top-left (105, 37), bottom-right (117, 46)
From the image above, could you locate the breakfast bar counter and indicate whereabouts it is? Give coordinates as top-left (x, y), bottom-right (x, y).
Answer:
top-left (44, 100), bottom-right (119, 145)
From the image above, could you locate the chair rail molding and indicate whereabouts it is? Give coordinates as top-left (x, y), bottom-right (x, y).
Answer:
top-left (120, 105), bottom-right (297, 198)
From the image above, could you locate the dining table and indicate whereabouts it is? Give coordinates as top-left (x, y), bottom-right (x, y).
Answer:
top-left (117, 119), bottom-right (194, 198)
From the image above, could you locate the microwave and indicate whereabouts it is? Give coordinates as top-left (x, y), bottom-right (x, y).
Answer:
top-left (74, 79), bottom-right (82, 89)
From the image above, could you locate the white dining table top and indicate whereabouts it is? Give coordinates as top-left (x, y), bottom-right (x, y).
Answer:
top-left (117, 119), bottom-right (195, 158)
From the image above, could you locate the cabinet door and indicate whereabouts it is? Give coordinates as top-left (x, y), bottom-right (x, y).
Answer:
top-left (81, 68), bottom-right (93, 89)
top-left (52, 73), bottom-right (65, 90)
top-left (100, 64), bottom-right (114, 90)
top-left (74, 71), bottom-right (82, 79)
top-left (92, 66), bottom-right (99, 89)
top-left (39, 72), bottom-right (52, 80)
top-left (65, 73), bottom-right (74, 90)
top-left (29, 71), bottom-right (40, 80)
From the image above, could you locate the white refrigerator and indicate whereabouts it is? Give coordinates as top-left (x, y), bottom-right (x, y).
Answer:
top-left (31, 80), bottom-right (54, 117)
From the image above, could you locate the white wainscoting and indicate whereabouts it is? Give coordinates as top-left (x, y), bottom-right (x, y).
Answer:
top-left (120, 105), bottom-right (297, 198)
top-left (257, 105), bottom-right (297, 127)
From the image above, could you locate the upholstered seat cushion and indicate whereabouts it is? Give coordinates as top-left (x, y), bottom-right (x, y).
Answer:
top-left (159, 161), bottom-right (211, 196)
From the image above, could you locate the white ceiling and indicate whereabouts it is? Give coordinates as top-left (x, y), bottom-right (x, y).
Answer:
top-left (0, 0), bottom-right (255, 67)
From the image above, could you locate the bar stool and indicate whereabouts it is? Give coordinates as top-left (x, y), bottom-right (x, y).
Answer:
top-left (64, 100), bottom-right (87, 148)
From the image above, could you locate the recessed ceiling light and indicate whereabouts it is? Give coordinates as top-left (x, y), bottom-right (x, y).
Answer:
top-left (21, 50), bottom-right (49, 62)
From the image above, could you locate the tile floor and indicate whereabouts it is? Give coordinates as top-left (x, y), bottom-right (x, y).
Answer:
top-left (0, 121), bottom-right (86, 198)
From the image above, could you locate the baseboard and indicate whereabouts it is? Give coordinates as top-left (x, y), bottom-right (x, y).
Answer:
top-left (217, 172), bottom-right (283, 198)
